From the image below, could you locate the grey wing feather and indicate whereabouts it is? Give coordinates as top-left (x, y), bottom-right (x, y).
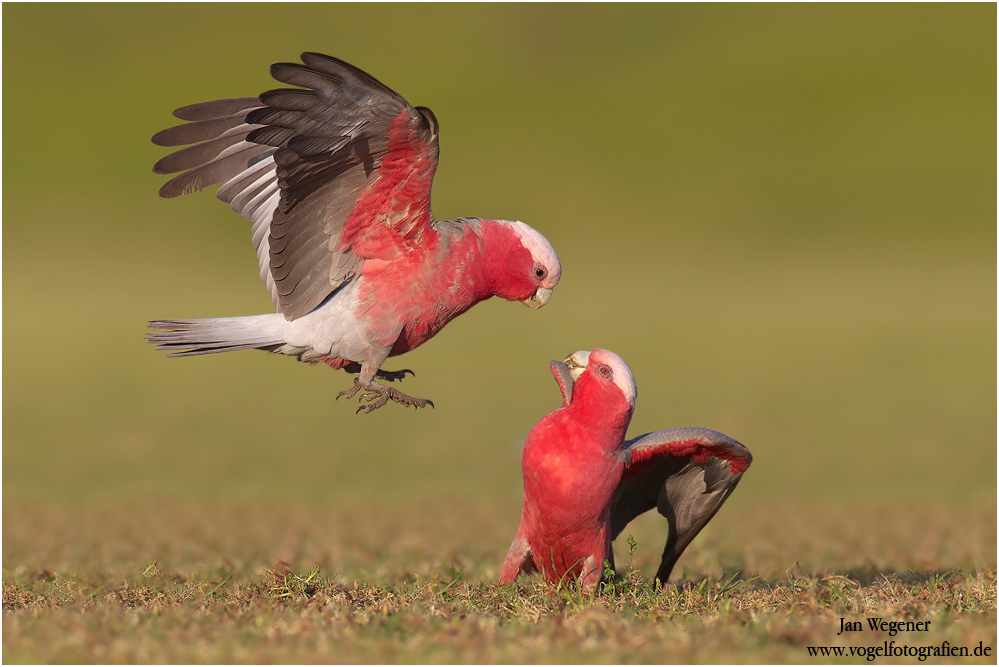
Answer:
top-left (610, 428), bottom-right (751, 585)
top-left (171, 97), bottom-right (263, 122)
top-left (151, 115), bottom-right (253, 147)
top-left (153, 133), bottom-right (250, 175)
top-left (151, 52), bottom-right (437, 320)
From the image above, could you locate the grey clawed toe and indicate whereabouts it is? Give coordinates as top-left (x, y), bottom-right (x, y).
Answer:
top-left (337, 378), bottom-right (434, 414)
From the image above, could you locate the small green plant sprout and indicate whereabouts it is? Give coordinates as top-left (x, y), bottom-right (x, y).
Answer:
top-left (603, 559), bottom-right (616, 582)
top-left (626, 534), bottom-right (638, 568)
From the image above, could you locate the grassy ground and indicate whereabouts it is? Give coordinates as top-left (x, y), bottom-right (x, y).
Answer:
top-left (3, 502), bottom-right (996, 663)
top-left (3, 3), bottom-right (995, 663)
top-left (4, 568), bottom-right (995, 663)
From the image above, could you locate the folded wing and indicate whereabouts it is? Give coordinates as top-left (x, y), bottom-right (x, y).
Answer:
top-left (610, 427), bottom-right (752, 585)
top-left (152, 53), bottom-right (441, 320)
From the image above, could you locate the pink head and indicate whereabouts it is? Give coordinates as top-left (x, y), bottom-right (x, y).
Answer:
top-left (481, 220), bottom-right (561, 308)
top-left (553, 348), bottom-right (638, 435)
top-left (563, 348), bottom-right (638, 408)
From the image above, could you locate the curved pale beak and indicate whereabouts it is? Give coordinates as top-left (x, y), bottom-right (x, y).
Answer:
top-left (522, 287), bottom-right (553, 309)
top-left (563, 350), bottom-right (591, 381)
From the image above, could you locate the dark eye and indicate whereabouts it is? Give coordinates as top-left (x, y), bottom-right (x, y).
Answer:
top-left (534, 266), bottom-right (547, 280)
top-left (596, 364), bottom-right (613, 380)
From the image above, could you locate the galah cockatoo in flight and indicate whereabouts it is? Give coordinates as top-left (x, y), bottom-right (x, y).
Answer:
top-left (500, 349), bottom-right (752, 592)
top-left (148, 53), bottom-right (561, 413)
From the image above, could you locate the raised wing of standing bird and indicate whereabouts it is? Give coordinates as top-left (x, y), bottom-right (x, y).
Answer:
top-left (148, 53), bottom-right (561, 413)
top-left (611, 427), bottom-right (752, 585)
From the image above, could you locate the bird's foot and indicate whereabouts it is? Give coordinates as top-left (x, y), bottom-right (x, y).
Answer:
top-left (342, 363), bottom-right (415, 383)
top-left (337, 379), bottom-right (434, 414)
top-left (336, 380), bottom-right (364, 402)
top-left (375, 368), bottom-right (415, 383)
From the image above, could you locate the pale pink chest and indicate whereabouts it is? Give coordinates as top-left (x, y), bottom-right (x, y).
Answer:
top-left (356, 237), bottom-right (487, 354)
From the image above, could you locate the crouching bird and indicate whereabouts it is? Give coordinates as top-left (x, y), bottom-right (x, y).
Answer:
top-left (147, 53), bottom-right (561, 413)
top-left (500, 349), bottom-right (752, 592)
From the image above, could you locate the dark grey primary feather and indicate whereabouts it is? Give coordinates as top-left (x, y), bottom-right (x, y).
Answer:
top-left (171, 97), bottom-right (262, 122)
top-left (156, 144), bottom-right (276, 199)
top-left (151, 115), bottom-right (253, 147)
top-left (610, 428), bottom-right (751, 586)
top-left (151, 53), bottom-right (441, 320)
top-left (153, 133), bottom-right (249, 175)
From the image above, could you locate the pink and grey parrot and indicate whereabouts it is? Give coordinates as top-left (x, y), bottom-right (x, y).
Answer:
top-left (500, 349), bottom-right (752, 592)
top-left (148, 53), bottom-right (561, 412)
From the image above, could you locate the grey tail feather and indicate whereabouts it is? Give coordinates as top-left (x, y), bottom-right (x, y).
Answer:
top-left (147, 314), bottom-right (285, 357)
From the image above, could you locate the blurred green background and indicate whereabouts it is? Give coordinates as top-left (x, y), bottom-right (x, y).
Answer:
top-left (3, 4), bottom-right (995, 574)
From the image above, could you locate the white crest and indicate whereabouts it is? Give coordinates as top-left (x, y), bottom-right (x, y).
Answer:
top-left (502, 220), bottom-right (562, 288)
top-left (565, 348), bottom-right (637, 406)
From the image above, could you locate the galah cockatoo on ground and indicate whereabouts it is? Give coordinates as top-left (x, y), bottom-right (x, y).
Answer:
top-left (148, 53), bottom-right (561, 413)
top-left (500, 349), bottom-right (752, 592)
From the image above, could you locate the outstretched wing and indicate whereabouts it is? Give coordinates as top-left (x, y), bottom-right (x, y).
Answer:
top-left (152, 52), bottom-right (441, 320)
top-left (610, 428), bottom-right (752, 585)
